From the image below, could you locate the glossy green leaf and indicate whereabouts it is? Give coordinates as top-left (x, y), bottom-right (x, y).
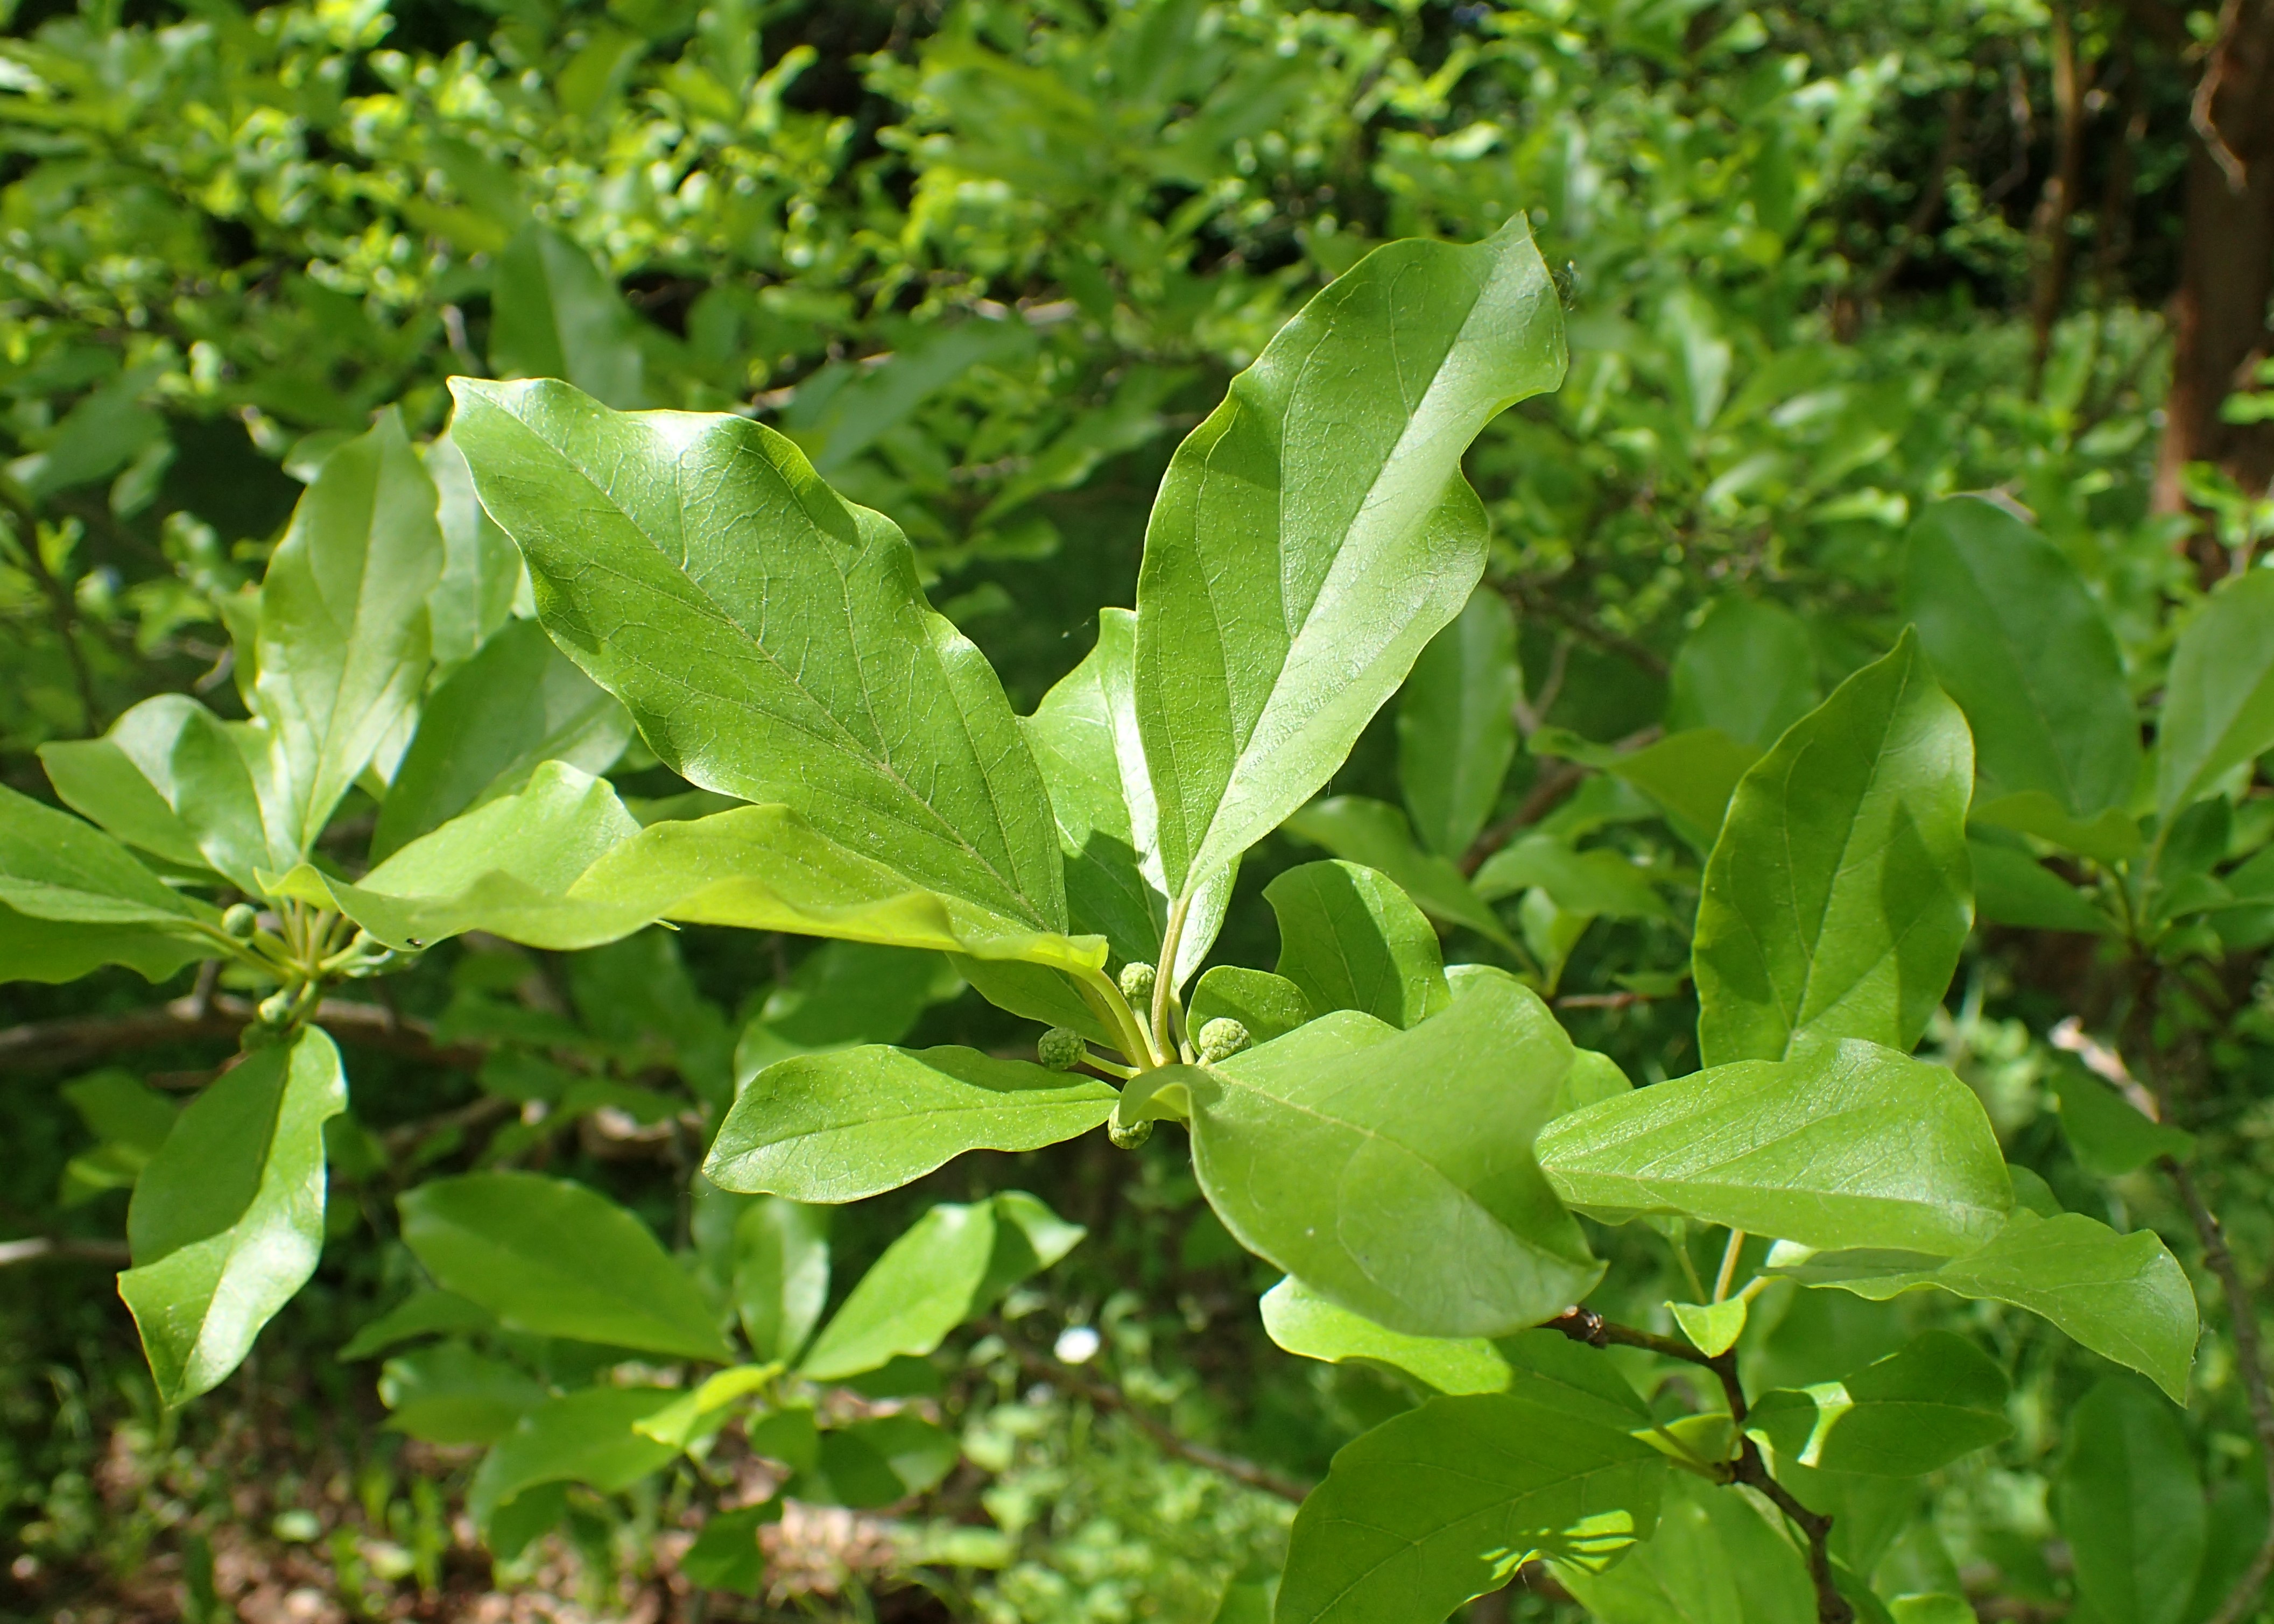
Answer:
top-left (1557, 1475), bottom-right (1815, 1624)
top-left (1803, 1210), bottom-right (2198, 1401)
top-left (1747, 1332), bottom-right (2011, 1476)
top-left (467, 1386), bottom-right (682, 1526)
top-left (423, 429), bottom-right (524, 669)
top-left (2054, 1377), bottom-right (2205, 1624)
top-left (1968, 840), bottom-right (2110, 933)
top-left (0, 903), bottom-right (212, 985)
top-left (1668, 1298), bottom-right (1747, 1358)
top-left (2157, 568), bottom-right (2274, 819)
top-left (1281, 797), bottom-right (1520, 949)
top-left (798, 1199), bottom-right (998, 1381)
top-left (1265, 859), bottom-right (1452, 1030)
top-left (1536, 1040), bottom-right (2011, 1256)
top-left (118, 1026), bottom-right (346, 1406)
top-left (2052, 1067), bottom-right (2195, 1176)
top-left (372, 620), bottom-right (630, 860)
top-left (1259, 1277), bottom-right (1512, 1395)
top-left (1667, 597), bottom-right (1819, 751)
top-left (398, 1171), bottom-right (734, 1362)
top-left (40, 695), bottom-right (290, 888)
top-left (1275, 1391), bottom-right (1664, 1624)
top-left (1472, 832), bottom-right (1670, 921)
top-left (732, 1198), bottom-right (829, 1363)
top-left (1692, 630), bottom-right (1974, 1066)
top-left (1904, 497), bottom-right (2137, 819)
top-left (1024, 606), bottom-right (1231, 982)
top-left (703, 1044), bottom-right (1115, 1203)
top-left (251, 407), bottom-right (446, 850)
top-left (447, 376), bottom-right (1066, 933)
top-left (1129, 968), bottom-right (1601, 1338)
top-left (378, 1341), bottom-right (547, 1445)
top-left (0, 783), bottom-right (216, 929)
top-left (488, 223), bottom-right (650, 408)
top-left (1187, 966), bottom-right (1313, 1047)
top-left (1398, 587), bottom-right (1519, 857)
top-left (1133, 220), bottom-right (1565, 901)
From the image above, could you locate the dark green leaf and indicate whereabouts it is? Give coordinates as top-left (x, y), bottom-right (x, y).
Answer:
top-left (1281, 797), bottom-right (1520, 949)
top-left (488, 223), bottom-right (650, 408)
top-left (2156, 568), bottom-right (2274, 819)
top-left (1558, 1475), bottom-right (1815, 1624)
top-left (732, 1198), bottom-right (830, 1363)
top-left (467, 1386), bottom-right (682, 1526)
top-left (1667, 597), bottom-right (1819, 751)
top-left (798, 1200), bottom-right (998, 1381)
top-left (802, 1414), bottom-right (959, 1508)
top-left (0, 903), bottom-right (213, 986)
top-left (1134, 221), bottom-right (1565, 901)
top-left (1536, 1040), bottom-right (2011, 1256)
top-left (1692, 630), bottom-right (1974, 1065)
top-left (340, 1290), bottom-right (498, 1361)
top-left (1398, 587), bottom-right (1519, 857)
top-left (2054, 1378), bottom-right (2204, 1624)
top-left (1472, 834), bottom-right (1670, 921)
top-left (378, 1341), bottom-right (547, 1445)
top-left (2052, 1068), bottom-right (2194, 1177)
top-left (1969, 841), bottom-right (2110, 934)
top-left (0, 782), bottom-right (216, 929)
top-left (1747, 1332), bottom-right (2011, 1476)
top-left (1265, 859), bottom-right (1451, 1030)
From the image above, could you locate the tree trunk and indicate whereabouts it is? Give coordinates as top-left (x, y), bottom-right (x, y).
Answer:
top-left (2154, 0), bottom-right (2274, 519)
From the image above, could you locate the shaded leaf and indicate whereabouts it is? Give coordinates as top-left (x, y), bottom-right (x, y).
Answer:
top-left (2054, 1378), bottom-right (2205, 1624)
top-left (1667, 597), bottom-right (1819, 751)
top-left (1282, 797), bottom-right (1519, 949)
top-left (1266, 859), bottom-right (1451, 1030)
top-left (1398, 587), bottom-right (1520, 857)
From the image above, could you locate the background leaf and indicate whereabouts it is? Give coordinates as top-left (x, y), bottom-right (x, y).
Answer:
top-left (1666, 596), bottom-right (1819, 751)
top-left (1398, 587), bottom-right (1520, 858)
top-left (2054, 1377), bottom-right (2205, 1624)
top-left (1264, 859), bottom-right (1451, 1030)
top-left (2157, 568), bottom-right (2274, 820)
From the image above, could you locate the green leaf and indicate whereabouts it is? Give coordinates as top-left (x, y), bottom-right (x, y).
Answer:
top-left (1281, 797), bottom-right (1520, 950)
top-left (736, 940), bottom-right (962, 1078)
top-left (488, 223), bottom-right (650, 409)
top-left (1274, 1391), bottom-right (1665, 1624)
top-left (2053, 1067), bottom-right (2196, 1176)
top-left (1398, 587), bottom-right (1520, 857)
top-left (251, 407), bottom-right (446, 850)
top-left (40, 695), bottom-right (289, 888)
top-left (118, 1026), bottom-right (347, 1406)
top-left (0, 903), bottom-right (212, 985)
top-left (1536, 1039), bottom-right (2011, 1257)
top-left (783, 317), bottom-right (1038, 476)
top-left (1747, 1332), bottom-right (2011, 1476)
top-left (447, 376), bottom-right (1067, 933)
top-left (1265, 859), bottom-right (1452, 1030)
top-left (1187, 966), bottom-right (1314, 1046)
top-left (398, 1171), bottom-right (734, 1362)
top-left (271, 762), bottom-right (644, 951)
top-left (1131, 968), bottom-right (1601, 1338)
top-left (731, 1198), bottom-right (829, 1363)
top-left (2157, 568), bottom-right (2274, 820)
top-left (0, 782), bottom-right (216, 928)
top-left (798, 1200), bottom-right (999, 1381)
top-left (372, 619), bottom-right (630, 860)
top-left (422, 429), bottom-right (524, 670)
top-left (1903, 497), bottom-right (2138, 818)
top-left (1557, 1475), bottom-right (1815, 1624)
top-left (1527, 726), bottom-right (1759, 853)
top-left (1798, 1210), bottom-right (2198, 1401)
top-left (1134, 220), bottom-right (1566, 901)
top-left (1969, 790), bottom-right (2142, 864)
top-left (703, 1044), bottom-right (1115, 1203)
top-left (635, 1364), bottom-right (779, 1449)
top-left (1691, 630), bottom-right (1974, 1065)
top-left (1472, 833), bottom-right (1670, 921)
top-left (467, 1386), bottom-right (682, 1526)
top-left (680, 1503), bottom-right (779, 1595)
top-left (378, 1341), bottom-right (548, 1445)
top-left (1969, 841), bottom-right (2110, 933)
top-left (1667, 597), bottom-right (1819, 751)
top-left (339, 1290), bottom-right (498, 1360)
top-left (1259, 1276), bottom-right (1512, 1395)
top-left (2054, 1377), bottom-right (2205, 1624)
top-left (802, 1414), bottom-right (960, 1509)
top-left (1023, 606), bottom-right (1233, 981)
top-left (1668, 1298), bottom-right (1747, 1358)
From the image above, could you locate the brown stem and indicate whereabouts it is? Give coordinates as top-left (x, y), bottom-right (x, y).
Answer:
top-left (994, 1332), bottom-right (1312, 1502)
top-left (1546, 1308), bottom-right (1852, 1623)
top-left (2027, 3), bottom-right (2091, 394)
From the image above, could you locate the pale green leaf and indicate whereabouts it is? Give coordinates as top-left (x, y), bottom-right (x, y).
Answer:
top-left (0, 902), bottom-right (213, 985)
top-left (798, 1201), bottom-right (998, 1381)
top-left (732, 1198), bottom-right (829, 1364)
top-left (252, 407), bottom-right (446, 850)
top-left (1259, 1277), bottom-right (1512, 1395)
top-left (1187, 966), bottom-right (1313, 1046)
top-left (1132, 968), bottom-right (1601, 1339)
top-left (2054, 1377), bottom-right (2205, 1624)
top-left (2053, 1066), bottom-right (2196, 1176)
top-left (1398, 587), bottom-right (1519, 857)
top-left (1969, 790), bottom-right (2142, 864)
top-left (398, 1171), bottom-right (734, 1362)
top-left (1527, 726), bottom-right (1759, 853)
top-left (1265, 859), bottom-right (1451, 1030)
top-left (1536, 1039), bottom-right (2012, 1256)
top-left (1274, 1391), bottom-right (1665, 1624)
top-left (703, 1044), bottom-right (1115, 1203)
top-left (119, 1026), bottom-right (346, 1406)
top-left (1692, 630), bottom-right (1974, 1066)
top-left (1668, 1298), bottom-right (1747, 1358)
top-left (340, 1290), bottom-right (498, 1361)
top-left (2156, 568), bottom-right (2274, 819)
top-left (1667, 597), bottom-right (1819, 751)
top-left (1903, 496), bottom-right (2137, 818)
top-left (0, 782), bottom-right (215, 928)
top-left (423, 429), bottom-right (524, 669)
top-left (1134, 220), bottom-right (1566, 900)
top-left (447, 376), bottom-right (1066, 932)
top-left (373, 619), bottom-right (630, 860)
top-left (1472, 834), bottom-right (1670, 921)
top-left (1281, 797), bottom-right (1520, 949)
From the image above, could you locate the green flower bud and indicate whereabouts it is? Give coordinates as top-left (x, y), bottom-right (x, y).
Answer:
top-left (257, 988), bottom-right (296, 1027)
top-left (1108, 1114), bottom-right (1153, 1149)
top-left (1196, 1017), bottom-right (1251, 1064)
top-left (1037, 1027), bottom-right (1086, 1072)
top-left (221, 903), bottom-right (259, 940)
top-left (1117, 961), bottom-right (1156, 1003)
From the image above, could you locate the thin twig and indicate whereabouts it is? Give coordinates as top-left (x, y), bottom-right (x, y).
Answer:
top-left (995, 1333), bottom-right (1312, 1503)
top-left (0, 992), bottom-right (483, 1074)
top-left (0, 1236), bottom-right (131, 1267)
